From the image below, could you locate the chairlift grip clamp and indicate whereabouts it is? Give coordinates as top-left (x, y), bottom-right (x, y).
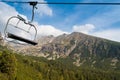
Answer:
top-left (29, 1), bottom-right (38, 7)
top-left (29, 2), bottom-right (38, 22)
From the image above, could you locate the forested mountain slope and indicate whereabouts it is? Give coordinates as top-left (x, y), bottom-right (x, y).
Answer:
top-left (0, 45), bottom-right (120, 80)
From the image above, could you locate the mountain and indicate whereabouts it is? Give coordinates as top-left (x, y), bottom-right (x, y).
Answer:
top-left (0, 32), bottom-right (120, 80)
top-left (14, 32), bottom-right (120, 70)
top-left (39, 32), bottom-right (120, 69)
top-left (39, 32), bottom-right (120, 57)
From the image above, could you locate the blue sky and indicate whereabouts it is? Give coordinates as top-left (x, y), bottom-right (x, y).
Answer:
top-left (0, 0), bottom-right (120, 42)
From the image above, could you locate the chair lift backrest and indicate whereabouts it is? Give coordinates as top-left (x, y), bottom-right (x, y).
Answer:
top-left (4, 15), bottom-right (37, 45)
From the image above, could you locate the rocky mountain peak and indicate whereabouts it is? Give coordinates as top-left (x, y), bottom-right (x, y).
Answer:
top-left (9, 32), bottom-right (120, 68)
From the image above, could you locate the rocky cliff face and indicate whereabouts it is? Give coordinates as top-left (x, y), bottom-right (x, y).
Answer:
top-left (39, 32), bottom-right (120, 69)
top-left (40, 32), bottom-right (120, 57)
top-left (12, 32), bottom-right (120, 69)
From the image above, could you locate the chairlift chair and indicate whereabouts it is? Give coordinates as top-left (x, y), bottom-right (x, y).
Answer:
top-left (4, 15), bottom-right (38, 45)
top-left (4, 2), bottom-right (38, 45)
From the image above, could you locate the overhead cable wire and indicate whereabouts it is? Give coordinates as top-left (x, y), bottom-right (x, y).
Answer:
top-left (1, 1), bottom-right (120, 5)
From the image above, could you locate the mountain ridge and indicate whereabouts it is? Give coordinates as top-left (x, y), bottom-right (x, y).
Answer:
top-left (4, 32), bottom-right (120, 69)
top-left (40, 32), bottom-right (120, 69)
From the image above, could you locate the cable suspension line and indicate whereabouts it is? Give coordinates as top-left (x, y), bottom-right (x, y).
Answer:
top-left (1, 1), bottom-right (120, 5)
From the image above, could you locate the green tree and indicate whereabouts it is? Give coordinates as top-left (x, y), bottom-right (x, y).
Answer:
top-left (0, 50), bottom-right (17, 80)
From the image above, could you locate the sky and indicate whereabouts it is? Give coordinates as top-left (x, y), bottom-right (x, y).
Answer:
top-left (0, 0), bottom-right (120, 42)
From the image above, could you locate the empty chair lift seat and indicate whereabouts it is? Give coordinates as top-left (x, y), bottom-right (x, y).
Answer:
top-left (7, 32), bottom-right (37, 45)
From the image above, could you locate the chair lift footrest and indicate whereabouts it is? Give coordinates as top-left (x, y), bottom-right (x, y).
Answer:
top-left (7, 32), bottom-right (37, 45)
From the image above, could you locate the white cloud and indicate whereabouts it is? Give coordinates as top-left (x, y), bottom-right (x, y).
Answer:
top-left (0, 2), bottom-right (66, 40)
top-left (92, 29), bottom-right (120, 42)
top-left (21, 0), bottom-right (53, 16)
top-left (0, 2), bottom-right (18, 33)
top-left (34, 23), bottom-right (68, 37)
top-left (73, 24), bottom-right (95, 34)
top-left (72, 24), bottom-right (120, 42)
top-left (36, 2), bottom-right (52, 16)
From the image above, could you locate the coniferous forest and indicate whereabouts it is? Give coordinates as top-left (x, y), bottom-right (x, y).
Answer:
top-left (0, 45), bottom-right (120, 80)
